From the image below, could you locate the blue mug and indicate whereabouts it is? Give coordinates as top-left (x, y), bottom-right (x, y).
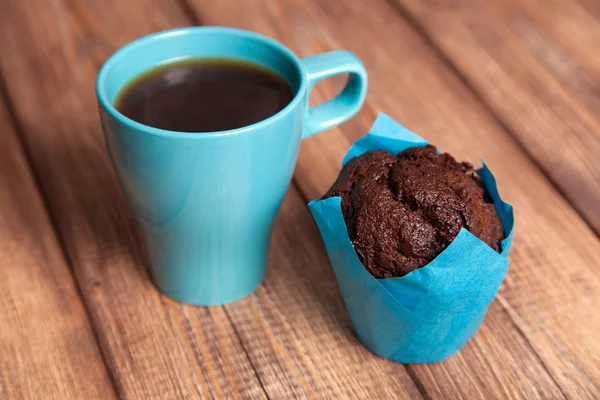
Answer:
top-left (97, 27), bottom-right (367, 306)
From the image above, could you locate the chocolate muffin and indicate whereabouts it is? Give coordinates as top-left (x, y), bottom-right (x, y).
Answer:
top-left (323, 145), bottom-right (504, 279)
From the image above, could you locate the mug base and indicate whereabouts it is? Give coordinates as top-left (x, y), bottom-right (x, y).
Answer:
top-left (152, 274), bottom-right (264, 307)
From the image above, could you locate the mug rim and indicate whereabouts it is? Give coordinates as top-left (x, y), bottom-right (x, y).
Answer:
top-left (96, 26), bottom-right (308, 139)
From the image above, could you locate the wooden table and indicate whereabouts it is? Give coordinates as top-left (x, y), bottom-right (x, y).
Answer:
top-left (0, 0), bottom-right (598, 398)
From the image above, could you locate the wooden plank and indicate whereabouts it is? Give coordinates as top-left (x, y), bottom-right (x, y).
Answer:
top-left (184, 0), bottom-right (600, 398)
top-left (0, 98), bottom-right (115, 398)
top-left (232, 188), bottom-right (566, 399)
top-left (496, 0), bottom-right (600, 114)
top-left (223, 189), bottom-right (423, 399)
top-left (184, 1), bottom-right (583, 399)
top-left (391, 0), bottom-right (600, 236)
top-left (0, 1), bottom-right (267, 398)
top-left (576, 0), bottom-right (600, 22)
top-left (3, 0), bottom-right (597, 399)
top-left (0, 1), bottom-right (420, 398)
top-left (11, 0), bottom-right (423, 396)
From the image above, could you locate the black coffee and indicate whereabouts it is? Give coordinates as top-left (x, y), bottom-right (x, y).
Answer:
top-left (115, 58), bottom-right (294, 132)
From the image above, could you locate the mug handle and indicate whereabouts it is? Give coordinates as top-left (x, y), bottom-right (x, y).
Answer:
top-left (300, 51), bottom-right (368, 139)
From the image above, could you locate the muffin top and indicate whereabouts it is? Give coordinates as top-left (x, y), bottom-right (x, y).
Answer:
top-left (323, 145), bottom-right (504, 278)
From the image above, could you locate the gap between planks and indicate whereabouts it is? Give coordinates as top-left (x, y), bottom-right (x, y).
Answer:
top-left (0, 71), bottom-right (123, 399)
top-left (384, 0), bottom-right (600, 240)
top-left (0, 2), bottom-right (269, 398)
top-left (144, 3), bottom-right (272, 398)
top-left (222, 306), bottom-right (271, 400)
top-left (0, 74), bottom-right (270, 398)
top-left (372, 1), bottom-right (580, 394)
top-left (180, 2), bottom-right (597, 396)
top-left (230, 0), bottom-right (577, 396)
top-left (177, 0), bottom-right (581, 397)
top-left (0, 0), bottom-right (419, 398)
top-left (157, 2), bottom-right (429, 397)
top-left (0, 0), bottom-right (590, 397)
top-left (128, 1), bottom-right (425, 397)
top-left (293, 167), bottom-right (566, 399)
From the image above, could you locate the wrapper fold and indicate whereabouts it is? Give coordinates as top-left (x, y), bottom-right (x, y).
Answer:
top-left (309, 113), bottom-right (515, 363)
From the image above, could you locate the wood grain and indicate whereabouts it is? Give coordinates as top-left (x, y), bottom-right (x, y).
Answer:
top-left (0, 96), bottom-right (115, 398)
top-left (0, 0), bottom-right (425, 398)
top-left (2, 0), bottom-right (599, 398)
top-left (0, 0), bottom-right (419, 399)
top-left (185, 0), bottom-right (600, 398)
top-left (498, 0), bottom-right (600, 114)
top-left (0, 1), bottom-right (266, 398)
top-left (391, 0), bottom-right (600, 236)
top-left (184, 1), bottom-right (596, 398)
top-left (236, 188), bottom-right (567, 399)
top-left (223, 189), bottom-right (423, 399)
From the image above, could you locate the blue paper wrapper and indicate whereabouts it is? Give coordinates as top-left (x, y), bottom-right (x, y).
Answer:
top-left (309, 113), bottom-right (515, 363)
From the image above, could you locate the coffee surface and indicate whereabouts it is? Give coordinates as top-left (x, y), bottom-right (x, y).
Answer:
top-left (115, 58), bottom-right (294, 132)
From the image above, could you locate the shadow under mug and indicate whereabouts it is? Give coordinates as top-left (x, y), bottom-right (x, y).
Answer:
top-left (97, 26), bottom-right (367, 306)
